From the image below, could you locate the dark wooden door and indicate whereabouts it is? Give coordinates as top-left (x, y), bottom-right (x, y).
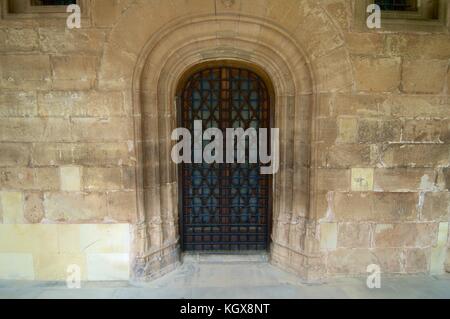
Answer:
top-left (179, 66), bottom-right (271, 252)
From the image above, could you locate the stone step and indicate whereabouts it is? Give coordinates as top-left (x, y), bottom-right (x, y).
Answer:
top-left (182, 253), bottom-right (269, 264)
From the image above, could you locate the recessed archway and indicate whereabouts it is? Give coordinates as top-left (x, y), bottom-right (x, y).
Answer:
top-left (98, 3), bottom-right (353, 282)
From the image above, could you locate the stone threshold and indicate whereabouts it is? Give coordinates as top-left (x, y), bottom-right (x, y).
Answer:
top-left (182, 252), bottom-right (269, 264)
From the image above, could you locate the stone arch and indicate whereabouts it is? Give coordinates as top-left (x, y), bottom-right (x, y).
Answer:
top-left (98, 1), bottom-right (353, 282)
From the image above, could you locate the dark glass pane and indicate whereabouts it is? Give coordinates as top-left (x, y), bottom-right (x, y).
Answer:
top-left (374, 0), bottom-right (418, 11)
top-left (31, 0), bottom-right (76, 6)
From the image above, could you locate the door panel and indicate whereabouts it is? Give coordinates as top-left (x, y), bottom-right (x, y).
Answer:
top-left (180, 67), bottom-right (271, 252)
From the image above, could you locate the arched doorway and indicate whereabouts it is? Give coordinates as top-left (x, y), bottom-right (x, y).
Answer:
top-left (177, 62), bottom-right (273, 252)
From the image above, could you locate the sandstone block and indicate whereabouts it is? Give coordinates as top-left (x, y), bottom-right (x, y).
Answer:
top-left (0, 253), bottom-right (34, 280)
top-left (351, 168), bottom-right (374, 192)
top-left (430, 246), bottom-right (447, 275)
top-left (405, 248), bottom-right (430, 273)
top-left (37, 91), bottom-right (124, 117)
top-left (79, 224), bottom-right (130, 254)
top-left (0, 224), bottom-right (58, 254)
top-left (0, 143), bottom-right (30, 166)
top-left (381, 144), bottom-right (450, 168)
top-left (0, 167), bottom-right (59, 191)
top-left (44, 192), bottom-right (107, 222)
top-left (83, 167), bottom-right (122, 191)
top-left (357, 119), bottom-right (401, 143)
top-left (372, 248), bottom-right (403, 273)
top-left (107, 191), bottom-right (136, 222)
top-left (333, 192), bottom-right (418, 222)
top-left (34, 253), bottom-right (86, 281)
top-left (403, 119), bottom-right (448, 143)
top-left (422, 192), bottom-right (450, 222)
top-left (0, 55), bottom-right (51, 90)
top-left (374, 168), bottom-right (436, 192)
top-left (316, 169), bottom-right (350, 192)
top-left (382, 95), bottom-right (450, 119)
top-left (319, 223), bottom-right (337, 251)
top-left (50, 56), bottom-right (98, 90)
top-left (0, 91), bottom-right (37, 117)
top-left (327, 248), bottom-right (376, 274)
top-left (31, 142), bottom-right (134, 167)
top-left (60, 166), bottom-right (81, 192)
top-left (71, 118), bottom-right (133, 142)
top-left (337, 117), bottom-right (357, 143)
top-left (0, 191), bottom-right (24, 224)
top-left (345, 32), bottom-right (384, 56)
top-left (24, 192), bottom-right (44, 224)
top-left (402, 59), bottom-right (447, 94)
top-left (39, 28), bottom-right (105, 54)
top-left (374, 223), bottom-right (437, 248)
top-left (0, 28), bottom-right (39, 52)
top-left (353, 56), bottom-right (401, 92)
top-left (0, 118), bottom-right (71, 142)
top-left (337, 222), bottom-right (371, 248)
top-left (333, 94), bottom-right (384, 117)
top-left (317, 144), bottom-right (372, 168)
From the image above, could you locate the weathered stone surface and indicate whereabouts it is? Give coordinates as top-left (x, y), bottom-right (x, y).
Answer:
top-left (83, 168), bottom-right (122, 191)
top-left (386, 34), bottom-right (450, 60)
top-left (0, 55), bottom-right (51, 89)
top-left (403, 119), bottom-right (448, 143)
top-left (37, 91), bottom-right (124, 117)
top-left (317, 144), bottom-right (372, 168)
top-left (401, 59), bottom-right (448, 94)
top-left (374, 223), bottom-right (438, 248)
top-left (382, 95), bottom-right (450, 119)
top-left (60, 166), bottom-right (81, 192)
top-left (0, 28), bottom-right (39, 52)
top-left (316, 169), bottom-right (350, 192)
top-left (374, 168), bottom-right (436, 192)
top-left (39, 28), bottom-right (106, 54)
top-left (0, 118), bottom-right (71, 142)
top-left (107, 191), bottom-right (136, 222)
top-left (337, 222), bottom-right (371, 248)
top-left (381, 144), bottom-right (450, 168)
top-left (421, 193), bottom-right (450, 222)
top-left (0, 168), bottom-right (59, 191)
top-left (0, 192), bottom-right (24, 224)
top-left (351, 168), bottom-right (374, 192)
top-left (71, 118), bottom-right (133, 142)
top-left (345, 32), bottom-right (384, 56)
top-left (24, 192), bottom-right (44, 224)
top-left (31, 142), bottom-right (134, 166)
top-left (333, 192), bottom-right (418, 222)
top-left (44, 192), bottom-right (107, 222)
top-left (442, 168), bottom-right (450, 190)
top-left (50, 56), bottom-right (98, 90)
top-left (319, 223), bottom-right (337, 251)
top-left (353, 56), bottom-right (401, 92)
top-left (405, 248), bottom-right (430, 273)
top-left (337, 118), bottom-right (357, 143)
top-left (357, 119), bottom-right (401, 143)
top-left (327, 249), bottom-right (376, 274)
top-left (0, 143), bottom-right (30, 167)
top-left (0, 91), bottom-right (37, 117)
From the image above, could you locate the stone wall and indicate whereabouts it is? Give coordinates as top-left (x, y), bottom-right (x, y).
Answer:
top-left (0, 0), bottom-right (448, 281)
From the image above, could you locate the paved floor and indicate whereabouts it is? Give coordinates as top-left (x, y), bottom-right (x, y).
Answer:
top-left (1, 256), bottom-right (449, 299)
